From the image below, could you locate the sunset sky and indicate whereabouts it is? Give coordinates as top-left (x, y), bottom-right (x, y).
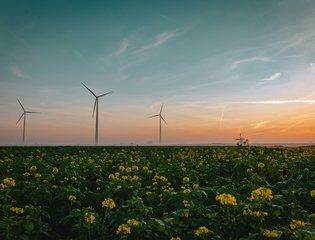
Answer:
top-left (1, 0), bottom-right (315, 145)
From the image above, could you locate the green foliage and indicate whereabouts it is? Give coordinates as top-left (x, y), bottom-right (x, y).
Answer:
top-left (0, 146), bottom-right (314, 239)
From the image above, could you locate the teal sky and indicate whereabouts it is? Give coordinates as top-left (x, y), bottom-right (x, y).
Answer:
top-left (1, 0), bottom-right (315, 145)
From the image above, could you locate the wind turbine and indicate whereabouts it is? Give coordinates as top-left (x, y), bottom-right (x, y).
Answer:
top-left (81, 82), bottom-right (112, 145)
top-left (235, 133), bottom-right (247, 145)
top-left (16, 99), bottom-right (40, 145)
top-left (149, 104), bottom-right (167, 145)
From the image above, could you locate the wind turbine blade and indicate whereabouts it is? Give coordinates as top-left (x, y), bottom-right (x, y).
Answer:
top-left (160, 104), bottom-right (163, 114)
top-left (17, 99), bottom-right (25, 111)
top-left (149, 114), bottom-right (159, 118)
top-left (92, 99), bottom-right (97, 117)
top-left (81, 82), bottom-right (96, 97)
top-left (16, 113), bottom-right (24, 124)
top-left (26, 111), bottom-right (41, 114)
top-left (98, 91), bottom-right (113, 98)
top-left (161, 115), bottom-right (167, 124)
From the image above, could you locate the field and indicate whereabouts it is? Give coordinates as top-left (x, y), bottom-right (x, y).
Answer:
top-left (0, 146), bottom-right (314, 240)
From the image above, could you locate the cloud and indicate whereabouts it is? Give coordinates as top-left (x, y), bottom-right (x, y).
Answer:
top-left (115, 39), bottom-right (129, 56)
top-left (134, 31), bottom-right (176, 54)
top-left (219, 105), bottom-right (225, 129)
top-left (235, 100), bottom-right (315, 104)
top-left (308, 63), bottom-right (315, 73)
top-left (252, 121), bottom-right (269, 129)
top-left (10, 65), bottom-right (32, 79)
top-left (230, 57), bottom-right (273, 70)
top-left (38, 87), bottom-right (56, 94)
top-left (263, 72), bottom-right (281, 81)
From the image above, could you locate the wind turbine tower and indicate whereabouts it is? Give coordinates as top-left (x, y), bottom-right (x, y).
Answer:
top-left (235, 133), bottom-right (247, 145)
top-left (16, 99), bottom-right (40, 145)
top-left (81, 82), bottom-right (112, 145)
top-left (149, 104), bottom-right (167, 145)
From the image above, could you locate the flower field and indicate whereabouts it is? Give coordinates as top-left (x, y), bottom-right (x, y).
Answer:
top-left (0, 146), bottom-right (314, 239)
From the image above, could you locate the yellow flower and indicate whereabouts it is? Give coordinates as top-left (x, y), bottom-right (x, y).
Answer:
top-left (85, 212), bottom-right (95, 224)
top-left (35, 173), bottom-right (42, 178)
top-left (108, 174), bottom-right (115, 180)
top-left (310, 189), bottom-right (315, 197)
top-left (215, 193), bottom-right (237, 206)
top-left (193, 184), bottom-right (199, 189)
top-left (171, 237), bottom-right (181, 240)
top-left (116, 224), bottom-right (131, 235)
top-left (96, 178), bottom-right (101, 183)
top-left (102, 198), bottom-right (116, 209)
top-left (183, 177), bottom-right (189, 183)
top-left (145, 191), bottom-right (153, 196)
top-left (52, 167), bottom-right (59, 174)
top-left (0, 183), bottom-right (6, 189)
top-left (23, 172), bottom-right (30, 177)
top-left (290, 219), bottom-right (305, 230)
top-left (249, 187), bottom-right (273, 201)
top-left (9, 207), bottom-right (24, 214)
top-left (70, 176), bottom-right (77, 181)
top-left (116, 185), bottom-right (122, 190)
top-left (68, 195), bottom-right (76, 201)
top-left (118, 166), bottom-right (125, 171)
top-left (243, 209), bottom-right (268, 217)
top-left (262, 229), bottom-right (279, 238)
top-left (182, 200), bottom-right (191, 208)
top-left (132, 165), bottom-right (139, 171)
top-left (131, 175), bottom-right (140, 181)
top-left (127, 219), bottom-right (140, 227)
top-left (30, 166), bottom-right (37, 171)
top-left (194, 226), bottom-right (210, 236)
top-left (126, 167), bottom-right (132, 173)
top-left (183, 189), bottom-right (191, 194)
top-left (3, 177), bottom-right (16, 187)
top-left (182, 211), bottom-right (189, 218)
top-left (257, 162), bottom-right (265, 168)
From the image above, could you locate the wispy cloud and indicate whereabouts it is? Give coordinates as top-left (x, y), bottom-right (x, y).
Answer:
top-left (230, 57), bottom-right (273, 70)
top-left (159, 14), bottom-right (176, 22)
top-left (71, 49), bottom-right (86, 61)
top-left (263, 72), bottom-right (281, 81)
top-left (134, 31), bottom-right (176, 54)
top-left (308, 63), bottom-right (315, 73)
top-left (235, 100), bottom-right (315, 104)
top-left (10, 65), bottom-right (32, 79)
top-left (219, 105), bottom-right (225, 129)
top-left (115, 39), bottom-right (129, 56)
top-left (38, 87), bottom-right (56, 94)
top-left (252, 121), bottom-right (269, 129)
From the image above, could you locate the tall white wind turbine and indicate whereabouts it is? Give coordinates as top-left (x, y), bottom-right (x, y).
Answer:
top-left (149, 104), bottom-right (167, 145)
top-left (16, 99), bottom-right (40, 145)
top-left (81, 82), bottom-right (112, 145)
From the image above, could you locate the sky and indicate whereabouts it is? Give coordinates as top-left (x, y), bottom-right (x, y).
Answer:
top-left (1, 0), bottom-right (315, 145)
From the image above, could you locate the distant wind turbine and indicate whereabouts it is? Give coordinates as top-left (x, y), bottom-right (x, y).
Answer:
top-left (16, 99), bottom-right (40, 145)
top-left (81, 82), bottom-right (112, 145)
top-left (235, 133), bottom-right (247, 145)
top-left (149, 104), bottom-right (167, 145)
